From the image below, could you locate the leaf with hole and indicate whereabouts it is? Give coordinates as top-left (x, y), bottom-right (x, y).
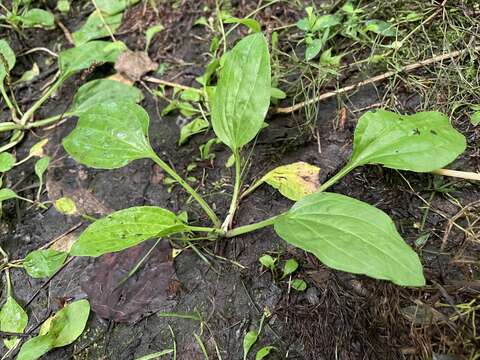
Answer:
top-left (59, 40), bottom-right (124, 78)
top-left (261, 162), bottom-right (320, 201)
top-left (70, 79), bottom-right (144, 115)
top-left (0, 296), bottom-right (28, 349)
top-left (211, 33), bottom-right (271, 150)
top-left (274, 192), bottom-right (425, 286)
top-left (0, 152), bottom-right (15, 172)
top-left (23, 249), bottom-right (68, 278)
top-left (63, 102), bottom-right (153, 169)
top-left (73, 10), bottom-right (122, 45)
top-left (349, 110), bottom-right (466, 172)
top-left (17, 299), bottom-right (90, 360)
top-left (70, 206), bottom-right (187, 256)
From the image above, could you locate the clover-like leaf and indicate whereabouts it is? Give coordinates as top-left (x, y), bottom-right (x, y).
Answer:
top-left (211, 33), bottom-right (271, 150)
top-left (63, 102), bottom-right (153, 169)
top-left (23, 249), bottom-right (68, 278)
top-left (17, 299), bottom-right (90, 360)
top-left (70, 79), bottom-right (144, 115)
top-left (350, 110), bottom-right (466, 172)
top-left (274, 192), bottom-right (425, 286)
top-left (70, 206), bottom-right (188, 257)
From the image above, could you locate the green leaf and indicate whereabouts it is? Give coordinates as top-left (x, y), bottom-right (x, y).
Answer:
top-left (135, 350), bottom-right (174, 360)
top-left (0, 296), bottom-right (28, 349)
top-left (73, 10), bottom-right (122, 46)
top-left (0, 40), bottom-right (16, 85)
top-left (23, 249), bottom-right (68, 278)
top-left (145, 24), bottom-right (164, 51)
top-left (350, 110), bottom-right (466, 172)
top-left (311, 14), bottom-right (341, 32)
top-left (243, 330), bottom-right (259, 360)
top-left (54, 197), bottom-right (77, 215)
top-left (59, 40), bottom-right (124, 78)
top-left (0, 188), bottom-right (18, 202)
top-left (70, 206), bottom-right (187, 256)
top-left (211, 33), bottom-right (271, 150)
top-left (259, 254), bottom-right (276, 271)
top-left (95, 0), bottom-right (140, 15)
top-left (305, 39), bottom-right (323, 61)
top-left (57, 0), bottom-right (70, 13)
top-left (0, 152), bottom-right (15, 172)
top-left (363, 20), bottom-right (396, 37)
top-left (320, 48), bottom-right (342, 67)
top-left (70, 79), bottom-right (144, 115)
top-left (296, 18), bottom-right (310, 31)
top-left (15, 62), bottom-right (40, 84)
top-left (261, 162), bottom-right (320, 201)
top-left (34, 156), bottom-right (50, 180)
top-left (470, 111), bottom-right (480, 125)
top-left (179, 117), bottom-right (209, 145)
top-left (223, 17), bottom-right (261, 32)
top-left (270, 87), bottom-right (286, 100)
top-left (17, 299), bottom-right (90, 360)
top-left (282, 258), bottom-right (298, 278)
top-left (274, 192), bottom-right (425, 286)
top-left (180, 89), bottom-right (201, 102)
top-left (19, 9), bottom-right (55, 29)
top-left (63, 102), bottom-right (153, 169)
top-left (291, 279), bottom-right (307, 291)
top-left (255, 346), bottom-right (276, 360)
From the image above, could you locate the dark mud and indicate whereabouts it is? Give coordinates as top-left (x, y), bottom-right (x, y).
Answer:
top-left (1, 1), bottom-right (480, 359)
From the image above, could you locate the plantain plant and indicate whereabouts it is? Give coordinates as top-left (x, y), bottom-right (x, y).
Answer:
top-left (60, 32), bottom-right (467, 287)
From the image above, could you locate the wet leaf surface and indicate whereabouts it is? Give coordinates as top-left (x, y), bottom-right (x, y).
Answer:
top-left (81, 240), bottom-right (178, 323)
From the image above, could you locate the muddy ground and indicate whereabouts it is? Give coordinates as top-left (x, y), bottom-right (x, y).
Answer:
top-left (1, 0), bottom-right (480, 359)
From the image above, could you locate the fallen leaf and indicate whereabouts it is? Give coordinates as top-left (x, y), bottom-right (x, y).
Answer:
top-left (107, 72), bottom-right (134, 86)
top-left (81, 240), bottom-right (178, 322)
top-left (114, 50), bottom-right (158, 82)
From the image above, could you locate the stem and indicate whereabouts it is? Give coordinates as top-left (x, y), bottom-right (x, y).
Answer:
top-left (5, 268), bottom-right (12, 297)
top-left (239, 177), bottom-right (265, 200)
top-left (20, 77), bottom-right (63, 126)
top-left (0, 85), bottom-right (17, 121)
top-left (150, 153), bottom-right (221, 228)
top-left (24, 112), bottom-right (72, 129)
top-left (431, 168), bottom-right (480, 181)
top-left (225, 214), bottom-right (281, 238)
top-left (222, 149), bottom-right (241, 231)
top-left (317, 162), bottom-right (357, 192)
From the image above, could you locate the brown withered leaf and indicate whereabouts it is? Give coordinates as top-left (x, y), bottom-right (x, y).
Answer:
top-left (114, 50), bottom-right (158, 82)
top-left (81, 240), bottom-right (178, 323)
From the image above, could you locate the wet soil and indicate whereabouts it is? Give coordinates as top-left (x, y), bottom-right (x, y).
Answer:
top-left (1, 1), bottom-right (479, 359)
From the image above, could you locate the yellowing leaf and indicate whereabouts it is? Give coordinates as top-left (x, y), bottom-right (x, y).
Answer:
top-left (262, 162), bottom-right (320, 201)
top-left (54, 197), bottom-right (77, 215)
top-left (29, 139), bottom-right (48, 157)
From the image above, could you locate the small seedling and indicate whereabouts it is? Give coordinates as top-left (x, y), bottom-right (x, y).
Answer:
top-left (259, 254), bottom-right (276, 272)
top-left (281, 258), bottom-right (299, 279)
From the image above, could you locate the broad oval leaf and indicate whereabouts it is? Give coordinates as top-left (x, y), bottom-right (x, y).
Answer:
top-left (96, 0), bottom-right (140, 15)
top-left (0, 152), bottom-right (15, 172)
top-left (17, 299), bottom-right (90, 360)
top-left (23, 249), bottom-right (68, 278)
top-left (19, 9), bottom-right (55, 29)
top-left (0, 188), bottom-right (18, 202)
top-left (0, 296), bottom-right (28, 349)
top-left (73, 10), bottom-right (122, 46)
top-left (70, 79), bottom-right (144, 115)
top-left (59, 40), bottom-right (124, 78)
top-left (0, 40), bottom-right (16, 85)
top-left (70, 206), bottom-right (187, 256)
top-left (274, 192), bottom-right (425, 286)
top-left (350, 110), bottom-right (466, 172)
top-left (261, 162), bottom-right (320, 201)
top-left (63, 102), bottom-right (153, 169)
top-left (211, 33), bottom-right (271, 150)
